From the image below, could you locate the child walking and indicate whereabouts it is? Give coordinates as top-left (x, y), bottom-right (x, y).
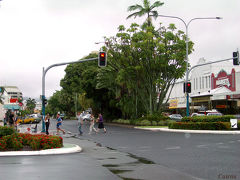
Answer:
top-left (89, 114), bottom-right (97, 134)
top-left (56, 113), bottom-right (65, 135)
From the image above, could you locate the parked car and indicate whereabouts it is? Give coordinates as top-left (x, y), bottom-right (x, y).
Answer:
top-left (82, 113), bottom-right (91, 121)
top-left (191, 113), bottom-right (205, 117)
top-left (60, 113), bottom-right (65, 120)
top-left (169, 114), bottom-right (183, 121)
top-left (17, 116), bottom-right (35, 124)
top-left (207, 112), bottom-right (222, 116)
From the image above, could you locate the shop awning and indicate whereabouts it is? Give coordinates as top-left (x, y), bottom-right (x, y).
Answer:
top-left (3, 104), bottom-right (20, 110)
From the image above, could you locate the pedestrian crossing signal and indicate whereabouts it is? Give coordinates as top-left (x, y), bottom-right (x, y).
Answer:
top-left (98, 52), bottom-right (107, 67)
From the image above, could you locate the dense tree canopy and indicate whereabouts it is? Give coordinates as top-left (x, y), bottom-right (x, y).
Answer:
top-left (46, 0), bottom-right (193, 119)
top-left (97, 23), bottom-right (193, 118)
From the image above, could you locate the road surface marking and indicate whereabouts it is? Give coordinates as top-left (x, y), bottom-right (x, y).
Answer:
top-left (218, 146), bottom-right (229, 149)
top-left (229, 141), bottom-right (235, 143)
top-left (216, 142), bottom-right (224, 145)
top-left (165, 146), bottom-right (181, 150)
top-left (139, 146), bottom-right (151, 149)
top-left (197, 145), bottom-right (208, 148)
top-left (137, 149), bottom-right (150, 152)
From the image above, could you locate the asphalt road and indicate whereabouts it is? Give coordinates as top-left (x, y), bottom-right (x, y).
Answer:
top-left (62, 119), bottom-right (240, 180)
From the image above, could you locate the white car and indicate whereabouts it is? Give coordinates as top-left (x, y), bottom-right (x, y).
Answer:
top-left (30, 114), bottom-right (39, 118)
top-left (207, 112), bottom-right (222, 116)
top-left (82, 113), bottom-right (91, 121)
top-left (191, 113), bottom-right (205, 117)
top-left (169, 114), bottom-right (183, 121)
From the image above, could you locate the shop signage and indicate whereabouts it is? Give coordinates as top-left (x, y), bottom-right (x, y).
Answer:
top-left (10, 98), bottom-right (18, 103)
top-left (216, 105), bottom-right (227, 109)
top-left (169, 99), bottom-right (178, 109)
top-left (211, 69), bottom-right (236, 91)
top-left (192, 96), bottom-right (210, 103)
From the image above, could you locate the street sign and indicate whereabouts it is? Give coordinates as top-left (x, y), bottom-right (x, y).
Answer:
top-left (230, 119), bottom-right (238, 129)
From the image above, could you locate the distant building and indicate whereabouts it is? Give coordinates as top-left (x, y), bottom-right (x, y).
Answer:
top-left (166, 58), bottom-right (240, 115)
top-left (0, 86), bottom-right (23, 120)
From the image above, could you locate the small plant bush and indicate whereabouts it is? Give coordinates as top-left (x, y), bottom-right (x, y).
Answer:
top-left (112, 113), bottom-right (171, 126)
top-left (0, 133), bottom-right (63, 151)
top-left (0, 126), bottom-right (16, 138)
top-left (182, 115), bottom-right (235, 123)
top-left (168, 122), bottom-right (235, 130)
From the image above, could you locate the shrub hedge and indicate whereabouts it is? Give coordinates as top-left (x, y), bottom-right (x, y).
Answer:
top-left (181, 115), bottom-right (235, 123)
top-left (0, 126), bottom-right (16, 138)
top-left (112, 118), bottom-right (174, 126)
top-left (168, 122), bottom-right (240, 130)
top-left (0, 133), bottom-right (63, 151)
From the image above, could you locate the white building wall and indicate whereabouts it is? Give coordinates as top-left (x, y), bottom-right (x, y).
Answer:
top-left (166, 57), bottom-right (240, 109)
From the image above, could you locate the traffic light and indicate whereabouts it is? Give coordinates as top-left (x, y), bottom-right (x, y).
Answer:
top-left (183, 82), bottom-right (191, 93)
top-left (233, 51), bottom-right (239, 65)
top-left (43, 98), bottom-right (47, 105)
top-left (98, 51), bottom-right (107, 67)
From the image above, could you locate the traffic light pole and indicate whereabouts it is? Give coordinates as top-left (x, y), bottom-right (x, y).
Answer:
top-left (41, 57), bottom-right (97, 132)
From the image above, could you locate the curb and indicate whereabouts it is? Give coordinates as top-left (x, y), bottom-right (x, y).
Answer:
top-left (135, 127), bottom-right (240, 134)
top-left (0, 143), bottom-right (82, 157)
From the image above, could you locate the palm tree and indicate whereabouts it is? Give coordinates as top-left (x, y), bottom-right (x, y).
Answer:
top-left (127, 0), bottom-right (164, 26)
top-left (26, 98), bottom-right (36, 113)
top-left (0, 87), bottom-right (5, 104)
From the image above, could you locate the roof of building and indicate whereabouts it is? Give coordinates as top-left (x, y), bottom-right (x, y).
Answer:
top-left (190, 86), bottom-right (233, 98)
top-left (3, 86), bottom-right (21, 93)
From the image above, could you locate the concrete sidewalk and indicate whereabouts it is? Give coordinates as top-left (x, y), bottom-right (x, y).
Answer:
top-left (135, 127), bottom-right (240, 134)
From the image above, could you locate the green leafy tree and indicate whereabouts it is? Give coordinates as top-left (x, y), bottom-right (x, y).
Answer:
top-left (97, 23), bottom-right (193, 118)
top-left (127, 0), bottom-right (164, 26)
top-left (58, 52), bottom-right (120, 118)
top-left (26, 98), bottom-right (36, 114)
top-left (0, 87), bottom-right (5, 104)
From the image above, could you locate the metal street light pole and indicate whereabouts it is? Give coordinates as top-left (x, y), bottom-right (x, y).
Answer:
top-left (41, 57), bottom-right (97, 132)
top-left (158, 15), bottom-right (222, 116)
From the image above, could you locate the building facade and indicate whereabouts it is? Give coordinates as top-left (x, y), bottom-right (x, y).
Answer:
top-left (167, 58), bottom-right (240, 115)
top-left (0, 86), bottom-right (23, 120)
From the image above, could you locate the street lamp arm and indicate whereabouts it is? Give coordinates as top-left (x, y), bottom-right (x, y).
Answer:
top-left (187, 17), bottom-right (222, 27)
top-left (43, 57), bottom-right (98, 77)
top-left (158, 14), bottom-right (187, 28)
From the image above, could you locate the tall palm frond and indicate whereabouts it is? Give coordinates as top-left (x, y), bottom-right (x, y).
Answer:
top-left (127, 0), bottom-right (164, 26)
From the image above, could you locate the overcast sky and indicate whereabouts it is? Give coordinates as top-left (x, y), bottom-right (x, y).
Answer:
top-left (0, 0), bottom-right (239, 99)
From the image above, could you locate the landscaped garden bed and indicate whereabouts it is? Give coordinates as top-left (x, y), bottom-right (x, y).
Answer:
top-left (168, 115), bottom-right (240, 130)
top-left (0, 126), bottom-right (63, 151)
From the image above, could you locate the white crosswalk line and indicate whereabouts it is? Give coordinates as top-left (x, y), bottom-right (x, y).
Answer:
top-left (165, 146), bottom-right (181, 150)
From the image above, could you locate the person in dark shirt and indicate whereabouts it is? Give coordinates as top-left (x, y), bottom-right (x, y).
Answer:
top-left (97, 113), bottom-right (107, 133)
top-left (9, 112), bottom-right (15, 127)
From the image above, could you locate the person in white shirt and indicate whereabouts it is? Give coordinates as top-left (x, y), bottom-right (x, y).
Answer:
top-left (76, 111), bottom-right (84, 135)
top-left (89, 114), bottom-right (97, 134)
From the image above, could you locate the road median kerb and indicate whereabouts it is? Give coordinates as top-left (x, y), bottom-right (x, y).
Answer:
top-left (135, 127), bottom-right (240, 134)
top-left (0, 143), bottom-right (82, 157)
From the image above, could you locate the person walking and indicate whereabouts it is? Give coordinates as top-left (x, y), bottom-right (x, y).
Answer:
top-left (8, 111), bottom-right (15, 127)
top-left (76, 111), bottom-right (83, 135)
top-left (45, 114), bottom-right (50, 135)
top-left (89, 114), bottom-right (97, 134)
top-left (56, 113), bottom-right (65, 135)
top-left (97, 113), bottom-right (107, 133)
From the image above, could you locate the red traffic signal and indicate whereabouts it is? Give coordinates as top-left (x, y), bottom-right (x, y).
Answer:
top-left (183, 82), bottom-right (191, 93)
top-left (98, 51), bottom-right (107, 67)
